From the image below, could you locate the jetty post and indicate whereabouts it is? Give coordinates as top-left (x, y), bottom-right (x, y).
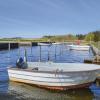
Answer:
top-left (55, 44), bottom-right (57, 61)
top-left (7, 42), bottom-right (11, 65)
top-left (48, 45), bottom-right (50, 61)
top-left (84, 41), bottom-right (100, 64)
top-left (8, 42), bottom-right (11, 51)
top-left (39, 45), bottom-right (42, 62)
top-left (59, 43), bottom-right (63, 58)
top-left (18, 41), bottom-right (20, 59)
top-left (30, 43), bottom-right (33, 61)
top-left (47, 39), bottom-right (51, 61)
top-left (24, 47), bottom-right (27, 62)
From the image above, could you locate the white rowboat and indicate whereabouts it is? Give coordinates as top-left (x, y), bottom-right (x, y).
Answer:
top-left (38, 43), bottom-right (51, 46)
top-left (68, 45), bottom-right (90, 51)
top-left (8, 62), bottom-right (100, 90)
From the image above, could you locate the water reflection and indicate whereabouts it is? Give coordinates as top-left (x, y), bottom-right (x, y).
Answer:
top-left (0, 68), bottom-right (9, 94)
top-left (90, 84), bottom-right (100, 100)
top-left (8, 82), bottom-right (93, 100)
top-left (0, 82), bottom-right (8, 94)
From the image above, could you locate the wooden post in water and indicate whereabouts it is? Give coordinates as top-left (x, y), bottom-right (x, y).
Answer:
top-left (60, 44), bottom-right (62, 57)
top-left (47, 39), bottom-right (51, 61)
top-left (48, 46), bottom-right (50, 61)
top-left (8, 42), bottom-right (11, 65)
top-left (24, 48), bottom-right (27, 62)
top-left (55, 45), bottom-right (57, 61)
top-left (31, 43), bottom-right (33, 61)
top-left (39, 45), bottom-right (41, 62)
top-left (62, 42), bottom-right (64, 54)
top-left (18, 42), bottom-right (20, 59)
top-left (8, 42), bottom-right (11, 51)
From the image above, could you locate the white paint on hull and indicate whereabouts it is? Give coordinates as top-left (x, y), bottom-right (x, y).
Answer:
top-left (8, 62), bottom-right (100, 88)
top-left (8, 69), bottom-right (97, 87)
top-left (68, 45), bottom-right (90, 51)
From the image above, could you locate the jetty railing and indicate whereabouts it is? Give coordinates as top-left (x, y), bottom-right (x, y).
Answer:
top-left (84, 41), bottom-right (100, 64)
top-left (90, 41), bottom-right (100, 56)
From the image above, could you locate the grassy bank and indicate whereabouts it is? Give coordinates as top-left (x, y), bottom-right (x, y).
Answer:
top-left (0, 38), bottom-right (49, 42)
top-left (0, 34), bottom-right (78, 42)
top-left (91, 41), bottom-right (100, 50)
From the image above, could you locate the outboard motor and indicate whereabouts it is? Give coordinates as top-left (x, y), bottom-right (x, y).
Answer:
top-left (16, 57), bottom-right (27, 69)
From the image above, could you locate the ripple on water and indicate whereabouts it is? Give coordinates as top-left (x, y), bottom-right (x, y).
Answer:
top-left (3, 82), bottom-right (93, 100)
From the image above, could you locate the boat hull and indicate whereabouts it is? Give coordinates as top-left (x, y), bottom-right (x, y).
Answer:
top-left (9, 77), bottom-right (93, 90)
top-left (8, 69), bottom-right (96, 90)
top-left (68, 45), bottom-right (90, 51)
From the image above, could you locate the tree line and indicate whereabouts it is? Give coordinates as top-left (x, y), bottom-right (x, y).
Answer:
top-left (85, 31), bottom-right (100, 42)
top-left (43, 31), bottom-right (100, 42)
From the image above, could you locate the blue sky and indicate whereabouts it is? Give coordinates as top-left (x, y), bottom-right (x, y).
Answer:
top-left (0, 0), bottom-right (100, 38)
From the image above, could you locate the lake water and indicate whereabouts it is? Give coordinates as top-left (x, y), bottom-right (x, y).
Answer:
top-left (0, 44), bottom-right (100, 100)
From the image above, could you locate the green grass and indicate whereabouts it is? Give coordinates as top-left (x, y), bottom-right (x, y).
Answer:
top-left (91, 41), bottom-right (100, 50)
top-left (0, 38), bottom-right (49, 42)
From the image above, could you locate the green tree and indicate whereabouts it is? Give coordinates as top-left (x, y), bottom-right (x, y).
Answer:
top-left (93, 31), bottom-right (100, 42)
top-left (85, 33), bottom-right (94, 41)
top-left (76, 34), bottom-right (86, 40)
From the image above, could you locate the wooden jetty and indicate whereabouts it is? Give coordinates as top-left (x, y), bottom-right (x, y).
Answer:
top-left (19, 42), bottom-right (32, 46)
top-left (84, 45), bottom-right (100, 83)
top-left (0, 42), bottom-right (18, 50)
top-left (84, 45), bottom-right (100, 64)
top-left (0, 42), bottom-right (52, 48)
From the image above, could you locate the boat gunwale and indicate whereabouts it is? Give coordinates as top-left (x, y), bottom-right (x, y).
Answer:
top-left (8, 67), bottom-right (99, 73)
